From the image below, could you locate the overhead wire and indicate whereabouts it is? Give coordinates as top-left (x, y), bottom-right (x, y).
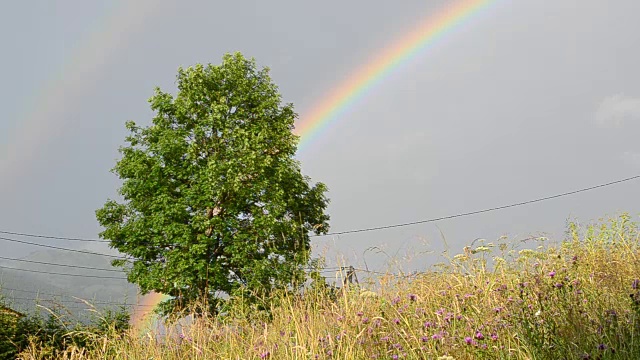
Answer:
top-left (0, 255), bottom-right (124, 272)
top-left (0, 229), bottom-right (106, 242)
top-left (3, 295), bottom-right (154, 308)
top-left (0, 236), bottom-right (125, 259)
top-left (1, 287), bottom-right (156, 307)
top-left (0, 264), bottom-right (126, 280)
top-left (312, 174), bottom-right (640, 236)
top-left (0, 173), bottom-right (637, 294)
top-left (1, 174), bottom-right (637, 242)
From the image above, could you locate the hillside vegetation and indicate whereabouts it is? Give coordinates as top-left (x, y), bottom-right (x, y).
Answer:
top-left (15, 214), bottom-right (640, 359)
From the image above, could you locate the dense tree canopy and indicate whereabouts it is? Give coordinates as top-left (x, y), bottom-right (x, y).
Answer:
top-left (96, 52), bottom-right (330, 315)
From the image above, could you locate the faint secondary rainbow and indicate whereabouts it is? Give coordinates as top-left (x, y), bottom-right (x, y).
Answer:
top-left (294, 0), bottom-right (497, 151)
top-left (0, 0), bottom-right (170, 330)
top-left (0, 0), bottom-right (164, 192)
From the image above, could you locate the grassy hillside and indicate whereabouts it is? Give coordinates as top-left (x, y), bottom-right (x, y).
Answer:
top-left (17, 214), bottom-right (640, 359)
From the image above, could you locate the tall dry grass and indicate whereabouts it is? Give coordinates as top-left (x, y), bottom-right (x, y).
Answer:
top-left (19, 214), bottom-right (640, 359)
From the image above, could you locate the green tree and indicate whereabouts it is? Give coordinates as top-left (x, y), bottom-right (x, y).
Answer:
top-left (96, 52), bottom-right (330, 316)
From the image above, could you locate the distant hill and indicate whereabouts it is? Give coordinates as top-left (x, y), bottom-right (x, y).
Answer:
top-left (0, 250), bottom-right (140, 318)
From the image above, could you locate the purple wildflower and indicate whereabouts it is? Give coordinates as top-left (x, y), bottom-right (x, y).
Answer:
top-left (475, 331), bottom-right (484, 340)
top-left (409, 294), bottom-right (417, 301)
top-left (491, 333), bottom-right (499, 341)
top-left (465, 337), bottom-right (473, 345)
top-left (393, 318), bottom-right (401, 325)
top-left (549, 270), bottom-right (556, 278)
top-left (260, 351), bottom-right (271, 359)
top-left (362, 317), bottom-right (370, 324)
top-left (420, 336), bottom-right (429, 342)
top-left (380, 336), bottom-right (390, 342)
top-left (555, 283), bottom-right (563, 288)
top-left (357, 311), bottom-right (363, 317)
top-left (598, 344), bottom-right (607, 351)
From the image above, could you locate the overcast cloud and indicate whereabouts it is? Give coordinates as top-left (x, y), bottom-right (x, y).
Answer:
top-left (1, 0), bottom-right (640, 304)
top-left (596, 94), bottom-right (640, 127)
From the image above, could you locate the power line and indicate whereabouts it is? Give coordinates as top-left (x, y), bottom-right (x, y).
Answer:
top-left (2, 286), bottom-right (88, 298)
top-left (0, 229), bottom-right (106, 242)
top-left (0, 264), bottom-right (127, 280)
top-left (0, 236), bottom-right (125, 259)
top-left (1, 288), bottom-right (155, 307)
top-left (4, 295), bottom-right (154, 308)
top-left (0, 255), bottom-right (124, 272)
top-left (313, 174), bottom-right (640, 237)
top-left (1, 173), bottom-right (638, 248)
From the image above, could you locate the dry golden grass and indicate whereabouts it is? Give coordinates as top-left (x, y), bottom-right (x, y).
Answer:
top-left (19, 214), bottom-right (640, 359)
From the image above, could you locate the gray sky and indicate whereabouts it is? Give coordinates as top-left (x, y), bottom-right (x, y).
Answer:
top-left (1, 0), bottom-right (640, 301)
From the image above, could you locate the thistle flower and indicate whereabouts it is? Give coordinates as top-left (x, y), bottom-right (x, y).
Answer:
top-left (424, 321), bottom-right (434, 329)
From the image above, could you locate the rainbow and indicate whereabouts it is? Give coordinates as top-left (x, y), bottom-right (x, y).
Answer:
top-left (131, 292), bottom-right (170, 331)
top-left (293, 0), bottom-right (496, 151)
top-left (132, 0), bottom-right (497, 326)
top-left (2, 0), bottom-right (498, 328)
